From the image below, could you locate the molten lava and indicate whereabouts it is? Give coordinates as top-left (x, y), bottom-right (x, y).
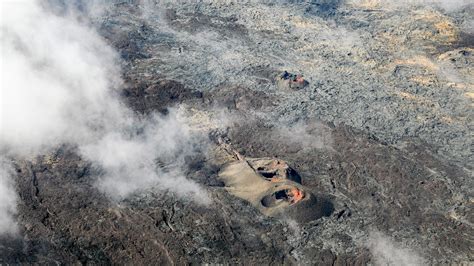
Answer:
top-left (288, 188), bottom-right (304, 204)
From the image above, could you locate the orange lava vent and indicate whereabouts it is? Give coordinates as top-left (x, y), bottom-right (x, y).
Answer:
top-left (288, 188), bottom-right (304, 204)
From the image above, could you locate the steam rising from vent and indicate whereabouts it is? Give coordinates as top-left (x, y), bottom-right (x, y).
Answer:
top-left (367, 231), bottom-right (426, 266)
top-left (0, 0), bottom-right (210, 234)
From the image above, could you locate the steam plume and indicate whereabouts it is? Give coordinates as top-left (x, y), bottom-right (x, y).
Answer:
top-left (367, 231), bottom-right (426, 266)
top-left (0, 0), bottom-right (209, 234)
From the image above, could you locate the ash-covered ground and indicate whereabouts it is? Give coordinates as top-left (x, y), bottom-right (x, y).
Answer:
top-left (1, 0), bottom-right (473, 264)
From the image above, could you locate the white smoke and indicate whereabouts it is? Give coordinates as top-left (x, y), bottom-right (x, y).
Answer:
top-left (277, 121), bottom-right (334, 151)
top-left (367, 231), bottom-right (426, 266)
top-left (79, 109), bottom-right (210, 202)
top-left (0, 158), bottom-right (18, 236)
top-left (0, 0), bottom-right (210, 234)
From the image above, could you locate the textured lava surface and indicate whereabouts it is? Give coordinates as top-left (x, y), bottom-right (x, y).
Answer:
top-left (1, 1), bottom-right (472, 264)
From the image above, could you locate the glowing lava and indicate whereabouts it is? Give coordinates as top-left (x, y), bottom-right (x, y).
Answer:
top-left (288, 188), bottom-right (304, 204)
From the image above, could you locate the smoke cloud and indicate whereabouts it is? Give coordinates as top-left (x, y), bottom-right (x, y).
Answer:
top-left (0, 0), bottom-right (209, 234)
top-left (79, 109), bottom-right (210, 202)
top-left (277, 121), bottom-right (334, 151)
top-left (0, 158), bottom-right (18, 236)
top-left (367, 231), bottom-right (426, 266)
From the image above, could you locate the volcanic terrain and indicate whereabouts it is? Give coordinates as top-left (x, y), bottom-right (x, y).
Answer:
top-left (1, 0), bottom-right (473, 264)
